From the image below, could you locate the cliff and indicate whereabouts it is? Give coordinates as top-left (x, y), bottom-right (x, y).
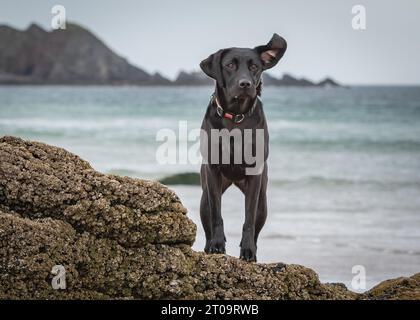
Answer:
top-left (0, 136), bottom-right (417, 299)
top-left (0, 23), bottom-right (170, 85)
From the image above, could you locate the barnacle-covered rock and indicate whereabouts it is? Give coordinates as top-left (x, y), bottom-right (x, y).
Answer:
top-left (0, 136), bottom-right (417, 300)
top-left (361, 273), bottom-right (420, 300)
top-left (0, 209), bottom-right (354, 300)
top-left (0, 136), bottom-right (196, 247)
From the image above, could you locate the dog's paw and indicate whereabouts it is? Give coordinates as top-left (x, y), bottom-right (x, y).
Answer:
top-left (204, 240), bottom-right (211, 253)
top-left (208, 238), bottom-right (226, 254)
top-left (240, 247), bottom-right (257, 262)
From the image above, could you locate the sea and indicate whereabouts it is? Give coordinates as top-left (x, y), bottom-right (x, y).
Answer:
top-left (1, 85), bottom-right (420, 291)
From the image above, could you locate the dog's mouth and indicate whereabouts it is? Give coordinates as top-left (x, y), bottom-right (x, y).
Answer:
top-left (230, 94), bottom-right (254, 112)
top-left (233, 92), bottom-right (256, 102)
top-left (233, 88), bottom-right (256, 100)
top-left (234, 95), bottom-right (250, 102)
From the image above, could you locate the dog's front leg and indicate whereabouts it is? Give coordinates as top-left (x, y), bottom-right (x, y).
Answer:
top-left (206, 165), bottom-right (226, 254)
top-left (240, 174), bottom-right (262, 262)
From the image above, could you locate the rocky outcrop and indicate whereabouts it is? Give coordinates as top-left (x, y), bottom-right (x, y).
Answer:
top-left (0, 23), bottom-right (170, 85)
top-left (171, 71), bottom-right (343, 87)
top-left (173, 71), bottom-right (213, 86)
top-left (262, 73), bottom-right (342, 87)
top-left (159, 172), bottom-right (201, 186)
top-left (361, 273), bottom-right (420, 300)
top-left (0, 136), bottom-right (417, 299)
top-left (0, 136), bottom-right (195, 247)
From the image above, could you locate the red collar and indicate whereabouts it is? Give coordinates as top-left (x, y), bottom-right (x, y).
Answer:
top-left (211, 94), bottom-right (257, 124)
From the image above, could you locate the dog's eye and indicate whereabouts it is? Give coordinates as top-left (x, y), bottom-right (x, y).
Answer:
top-left (250, 63), bottom-right (258, 71)
top-left (226, 62), bottom-right (236, 70)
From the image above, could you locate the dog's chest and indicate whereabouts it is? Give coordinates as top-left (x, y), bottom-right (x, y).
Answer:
top-left (220, 164), bottom-right (246, 181)
top-left (209, 127), bottom-right (261, 160)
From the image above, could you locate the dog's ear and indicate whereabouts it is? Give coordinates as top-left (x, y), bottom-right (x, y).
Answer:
top-left (254, 33), bottom-right (287, 70)
top-left (200, 49), bottom-right (225, 85)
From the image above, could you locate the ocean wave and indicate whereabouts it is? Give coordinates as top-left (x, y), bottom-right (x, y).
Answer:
top-left (271, 138), bottom-right (420, 152)
top-left (271, 176), bottom-right (420, 189)
top-left (262, 234), bottom-right (420, 256)
top-left (106, 168), bottom-right (144, 177)
top-left (0, 117), bottom-right (183, 131)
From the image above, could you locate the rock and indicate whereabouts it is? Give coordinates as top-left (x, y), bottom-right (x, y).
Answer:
top-left (316, 77), bottom-right (341, 88)
top-left (0, 206), bottom-right (353, 300)
top-left (0, 23), bottom-right (171, 85)
top-left (159, 172), bottom-right (201, 186)
top-left (173, 71), bottom-right (213, 86)
top-left (0, 136), bottom-right (196, 247)
top-left (262, 73), bottom-right (342, 87)
top-left (361, 273), bottom-right (420, 300)
top-left (0, 136), bottom-right (417, 299)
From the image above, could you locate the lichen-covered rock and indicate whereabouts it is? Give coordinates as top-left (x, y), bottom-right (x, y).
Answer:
top-left (0, 207), bottom-right (354, 300)
top-left (0, 136), bottom-right (418, 300)
top-left (361, 273), bottom-right (420, 300)
top-left (0, 136), bottom-right (196, 247)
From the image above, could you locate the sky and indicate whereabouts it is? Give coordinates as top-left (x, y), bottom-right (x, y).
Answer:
top-left (1, 0), bottom-right (419, 85)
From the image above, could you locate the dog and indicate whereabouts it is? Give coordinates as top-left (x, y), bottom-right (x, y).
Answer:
top-left (199, 34), bottom-right (287, 262)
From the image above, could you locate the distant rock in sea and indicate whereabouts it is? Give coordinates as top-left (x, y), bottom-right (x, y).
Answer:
top-left (0, 23), bottom-right (171, 85)
top-left (172, 71), bottom-right (342, 87)
top-left (159, 172), bottom-right (201, 185)
top-left (263, 73), bottom-right (342, 87)
top-left (174, 70), bottom-right (213, 86)
top-left (316, 77), bottom-right (341, 87)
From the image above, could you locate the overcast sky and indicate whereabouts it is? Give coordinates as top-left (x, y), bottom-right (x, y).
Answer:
top-left (1, 0), bottom-right (419, 84)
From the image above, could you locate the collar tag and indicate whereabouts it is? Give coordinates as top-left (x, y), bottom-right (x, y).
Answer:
top-left (224, 112), bottom-right (234, 120)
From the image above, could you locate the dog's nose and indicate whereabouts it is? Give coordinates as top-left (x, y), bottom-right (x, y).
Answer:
top-left (238, 79), bottom-right (252, 88)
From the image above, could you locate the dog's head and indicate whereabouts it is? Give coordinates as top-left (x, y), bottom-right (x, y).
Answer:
top-left (200, 34), bottom-right (287, 102)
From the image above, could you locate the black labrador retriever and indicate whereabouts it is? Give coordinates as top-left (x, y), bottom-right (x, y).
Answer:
top-left (199, 34), bottom-right (287, 262)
